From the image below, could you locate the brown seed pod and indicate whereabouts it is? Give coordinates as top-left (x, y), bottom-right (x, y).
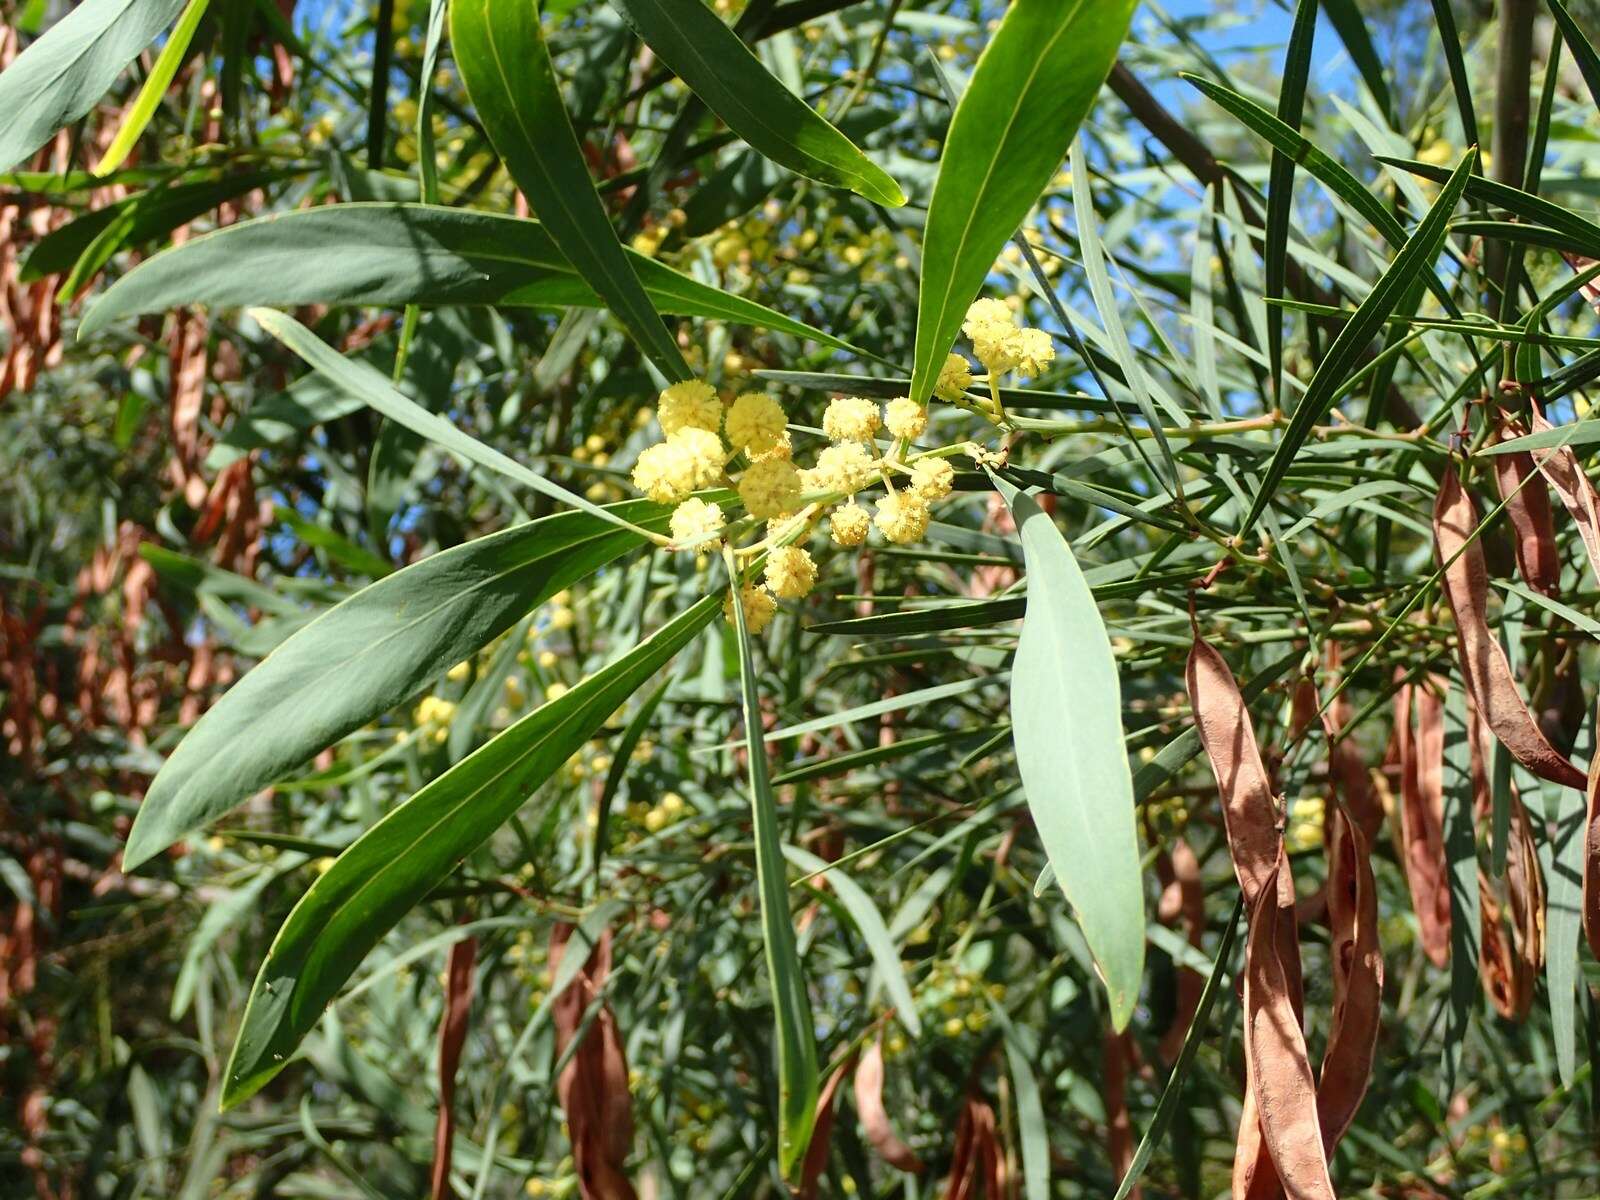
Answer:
top-left (1432, 463), bottom-right (1585, 790)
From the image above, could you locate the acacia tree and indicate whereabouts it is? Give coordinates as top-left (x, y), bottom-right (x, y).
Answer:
top-left (6, 0), bottom-right (1600, 1196)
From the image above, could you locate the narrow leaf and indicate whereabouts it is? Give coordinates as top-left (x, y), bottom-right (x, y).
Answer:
top-left (991, 473), bottom-right (1145, 1030)
top-left (249, 307), bottom-right (661, 537)
top-left (606, 0), bottom-right (901, 207)
top-left (79, 203), bottom-right (854, 351)
top-left (783, 846), bottom-right (920, 1037)
top-left (909, 0), bottom-right (1136, 404)
top-left (124, 502), bottom-right (666, 868)
top-left (1265, 0), bottom-right (1318, 402)
top-left (729, 560), bottom-right (819, 1178)
top-left (221, 594), bottom-right (718, 1106)
top-left (0, 0), bottom-right (186, 174)
top-left (450, 0), bottom-right (690, 380)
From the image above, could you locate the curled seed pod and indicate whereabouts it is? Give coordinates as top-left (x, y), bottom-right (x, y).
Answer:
top-left (1243, 853), bottom-right (1335, 1200)
top-left (853, 1036), bottom-right (922, 1174)
top-left (1488, 407), bottom-right (1560, 597)
top-left (1396, 678), bottom-right (1451, 968)
top-left (1432, 463), bottom-right (1585, 790)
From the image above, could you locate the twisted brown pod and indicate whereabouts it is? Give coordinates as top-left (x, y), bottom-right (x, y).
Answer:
top-left (1432, 463), bottom-right (1585, 790)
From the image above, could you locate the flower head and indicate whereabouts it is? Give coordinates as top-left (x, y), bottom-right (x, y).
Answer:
top-left (658, 380), bottom-right (722, 435)
top-left (724, 582), bottom-right (777, 633)
top-left (874, 490), bottom-right (930, 544)
top-left (750, 431), bottom-right (793, 462)
top-left (765, 545), bottom-right (818, 600)
top-left (669, 497), bottom-right (725, 544)
top-left (965, 305), bottom-right (1024, 374)
top-left (631, 441), bottom-right (697, 504)
top-left (935, 353), bottom-right (974, 402)
top-left (1015, 327), bottom-right (1055, 377)
top-left (668, 426), bottom-right (726, 489)
top-left (724, 393), bottom-right (787, 453)
top-left (884, 395), bottom-right (927, 440)
top-left (810, 442), bottom-right (875, 495)
top-left (738, 457), bottom-right (803, 519)
top-left (822, 396), bottom-right (882, 443)
top-left (830, 502), bottom-right (870, 546)
top-left (910, 457), bottom-right (954, 501)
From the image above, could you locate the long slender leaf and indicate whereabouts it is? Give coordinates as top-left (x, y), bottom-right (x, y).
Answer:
top-left (606, 0), bottom-right (902, 207)
top-left (220, 593), bottom-right (719, 1106)
top-left (783, 845), bottom-right (920, 1036)
top-left (79, 204), bottom-right (856, 351)
top-left (729, 558), bottom-right (819, 1180)
top-left (92, 0), bottom-right (210, 175)
top-left (1546, 0), bottom-right (1600, 112)
top-left (123, 501), bottom-right (668, 868)
top-left (908, 0), bottom-right (1136, 405)
top-left (990, 472), bottom-right (1145, 1030)
top-left (0, 0), bottom-right (187, 174)
top-left (1242, 149), bottom-right (1475, 533)
top-left (1265, 0), bottom-right (1318, 402)
top-left (248, 306), bottom-right (666, 535)
top-left (450, 0), bottom-right (690, 380)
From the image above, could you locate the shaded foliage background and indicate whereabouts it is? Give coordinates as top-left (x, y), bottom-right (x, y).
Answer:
top-left (8, 0), bottom-right (1600, 1196)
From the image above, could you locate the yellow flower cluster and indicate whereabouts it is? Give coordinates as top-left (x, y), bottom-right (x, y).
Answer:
top-left (958, 297), bottom-right (1056, 379)
top-left (629, 377), bottom-right (963, 634)
top-left (414, 695), bottom-right (456, 743)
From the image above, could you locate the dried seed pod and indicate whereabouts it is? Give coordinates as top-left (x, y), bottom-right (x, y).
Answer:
top-left (1432, 463), bottom-right (1585, 790)
top-left (854, 1036), bottom-right (923, 1174)
top-left (798, 1058), bottom-right (850, 1200)
top-left (1488, 407), bottom-right (1560, 597)
top-left (1317, 799), bottom-right (1383, 1155)
top-left (1186, 629), bottom-right (1280, 904)
top-left (1396, 678), bottom-right (1451, 968)
top-left (1243, 853), bottom-right (1335, 1200)
top-left (1529, 408), bottom-right (1600, 590)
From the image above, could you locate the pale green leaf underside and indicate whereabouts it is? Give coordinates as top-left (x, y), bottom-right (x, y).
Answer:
top-left (0, 0), bottom-right (186, 174)
top-left (991, 473), bottom-right (1145, 1030)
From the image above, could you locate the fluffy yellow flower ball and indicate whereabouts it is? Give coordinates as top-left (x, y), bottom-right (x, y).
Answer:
top-left (935, 353), bottom-right (974, 401)
top-left (750, 431), bottom-right (793, 461)
top-left (964, 297), bottom-right (1023, 373)
top-left (810, 442), bottom-right (875, 495)
top-left (416, 696), bottom-right (456, 724)
top-left (668, 427), bottom-right (725, 489)
top-left (631, 441), bottom-right (697, 504)
top-left (875, 491), bottom-right (930, 544)
top-left (884, 395), bottom-right (927, 440)
top-left (822, 395), bottom-right (882, 443)
top-left (669, 497), bottom-right (725, 544)
top-left (738, 457), bottom-right (803, 519)
top-left (1015, 327), bottom-right (1055, 377)
top-left (910, 458), bottom-right (955, 500)
top-left (830, 502), bottom-right (870, 546)
top-left (724, 582), bottom-right (778, 633)
top-left (765, 545), bottom-right (818, 600)
top-left (725, 393), bottom-right (787, 453)
top-left (658, 380), bottom-right (722, 435)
